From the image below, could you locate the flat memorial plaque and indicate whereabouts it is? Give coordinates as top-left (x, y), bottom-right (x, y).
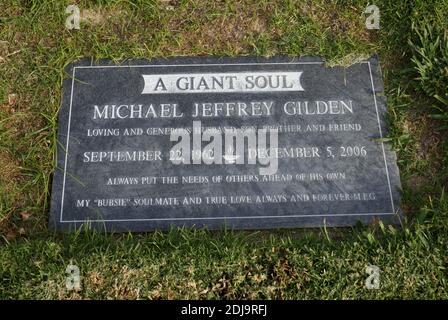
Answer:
top-left (50, 56), bottom-right (402, 231)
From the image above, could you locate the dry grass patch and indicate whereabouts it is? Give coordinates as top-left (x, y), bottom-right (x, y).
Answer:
top-left (0, 150), bottom-right (20, 193)
top-left (81, 7), bottom-right (126, 26)
top-left (0, 150), bottom-right (22, 235)
top-left (404, 115), bottom-right (443, 176)
top-left (158, 0), bottom-right (273, 54)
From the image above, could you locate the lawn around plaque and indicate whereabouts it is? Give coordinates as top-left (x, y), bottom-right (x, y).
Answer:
top-left (1, 0), bottom-right (447, 300)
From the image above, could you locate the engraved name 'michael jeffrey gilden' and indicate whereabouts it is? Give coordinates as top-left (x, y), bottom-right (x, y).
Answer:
top-left (92, 100), bottom-right (354, 119)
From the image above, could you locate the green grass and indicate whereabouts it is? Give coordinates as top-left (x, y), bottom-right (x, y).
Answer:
top-left (1, 0), bottom-right (447, 299)
top-left (409, 21), bottom-right (448, 126)
top-left (2, 193), bottom-right (448, 299)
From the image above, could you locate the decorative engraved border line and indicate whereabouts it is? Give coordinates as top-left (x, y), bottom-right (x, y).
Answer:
top-left (60, 61), bottom-right (395, 223)
top-left (73, 62), bottom-right (325, 68)
top-left (367, 61), bottom-right (395, 214)
top-left (65, 212), bottom-right (395, 223)
top-left (60, 66), bottom-right (76, 223)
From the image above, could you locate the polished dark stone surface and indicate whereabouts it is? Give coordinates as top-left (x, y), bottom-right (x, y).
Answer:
top-left (50, 56), bottom-right (401, 231)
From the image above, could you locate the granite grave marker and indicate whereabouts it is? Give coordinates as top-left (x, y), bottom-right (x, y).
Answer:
top-left (50, 56), bottom-right (402, 231)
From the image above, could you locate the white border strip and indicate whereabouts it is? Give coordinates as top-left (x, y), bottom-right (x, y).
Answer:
top-left (60, 67), bottom-right (76, 223)
top-left (60, 61), bottom-right (395, 223)
top-left (73, 61), bottom-right (324, 69)
top-left (65, 212), bottom-right (395, 223)
top-left (367, 61), bottom-right (395, 214)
